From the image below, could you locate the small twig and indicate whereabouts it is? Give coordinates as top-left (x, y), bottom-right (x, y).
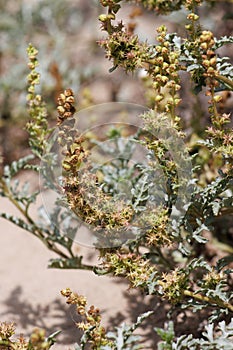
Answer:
top-left (183, 289), bottom-right (233, 313)
top-left (216, 74), bottom-right (233, 90)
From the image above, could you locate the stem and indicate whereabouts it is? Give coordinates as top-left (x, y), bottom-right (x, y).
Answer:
top-left (183, 289), bottom-right (233, 313)
top-left (216, 74), bottom-right (233, 90)
top-left (170, 86), bottom-right (177, 121)
top-left (0, 177), bottom-right (35, 226)
top-left (36, 235), bottom-right (70, 259)
top-left (212, 238), bottom-right (233, 254)
top-left (210, 85), bottom-right (219, 121)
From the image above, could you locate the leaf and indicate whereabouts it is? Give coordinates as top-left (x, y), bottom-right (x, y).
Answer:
top-left (192, 222), bottom-right (209, 244)
top-left (169, 318), bottom-right (233, 349)
top-left (187, 257), bottom-right (212, 273)
top-left (24, 164), bottom-right (40, 172)
top-left (147, 271), bottom-right (158, 294)
top-left (107, 311), bottom-right (153, 349)
top-left (203, 323), bottom-right (214, 342)
top-left (155, 321), bottom-right (174, 343)
top-left (173, 334), bottom-right (197, 350)
top-left (134, 311), bottom-right (154, 328)
top-left (48, 256), bottom-right (84, 269)
top-left (93, 266), bottom-right (110, 275)
top-left (3, 154), bottom-right (35, 178)
top-left (214, 35), bottom-right (233, 49)
top-left (186, 64), bottom-right (201, 72)
top-left (0, 212), bottom-right (34, 233)
top-left (109, 65), bottom-right (118, 72)
top-left (216, 255), bottom-right (233, 272)
top-left (46, 330), bottom-right (61, 346)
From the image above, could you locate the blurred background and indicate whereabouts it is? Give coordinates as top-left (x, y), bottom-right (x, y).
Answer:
top-left (1, 0), bottom-right (232, 164)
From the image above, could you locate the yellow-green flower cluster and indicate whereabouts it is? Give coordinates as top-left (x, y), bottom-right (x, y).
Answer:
top-left (98, 29), bottom-right (145, 72)
top-left (143, 208), bottom-right (172, 247)
top-left (101, 251), bottom-right (156, 288)
top-left (126, 0), bottom-right (196, 14)
top-left (26, 44), bottom-right (51, 157)
top-left (195, 31), bottom-right (233, 162)
top-left (29, 328), bottom-right (51, 350)
top-left (148, 25), bottom-right (181, 120)
top-left (202, 270), bottom-right (224, 289)
top-left (185, 0), bottom-right (202, 11)
top-left (0, 321), bottom-right (15, 341)
top-left (101, 0), bottom-right (204, 15)
top-left (158, 268), bottom-right (188, 303)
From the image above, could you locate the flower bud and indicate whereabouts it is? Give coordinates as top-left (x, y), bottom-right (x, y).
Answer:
top-left (155, 94), bottom-right (163, 102)
top-left (213, 95), bottom-right (222, 103)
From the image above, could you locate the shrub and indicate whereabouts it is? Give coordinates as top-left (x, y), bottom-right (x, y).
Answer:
top-left (0, 0), bottom-right (233, 349)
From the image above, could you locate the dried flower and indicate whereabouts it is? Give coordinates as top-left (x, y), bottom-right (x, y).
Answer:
top-left (61, 288), bottom-right (112, 348)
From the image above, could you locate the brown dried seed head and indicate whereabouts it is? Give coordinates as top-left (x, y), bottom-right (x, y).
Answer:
top-left (64, 102), bottom-right (72, 111)
top-left (57, 89), bottom-right (76, 124)
top-left (57, 106), bottom-right (65, 115)
top-left (57, 93), bottom-right (66, 105)
top-left (66, 96), bottom-right (75, 104)
top-left (64, 88), bottom-right (74, 97)
top-left (61, 288), bottom-right (72, 297)
top-left (63, 112), bottom-right (72, 119)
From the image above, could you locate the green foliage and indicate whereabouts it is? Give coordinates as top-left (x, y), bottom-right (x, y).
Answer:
top-left (156, 318), bottom-right (233, 349)
top-left (155, 321), bottom-right (175, 350)
top-left (106, 311), bottom-right (153, 349)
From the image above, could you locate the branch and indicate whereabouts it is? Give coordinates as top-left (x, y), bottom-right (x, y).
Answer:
top-left (216, 74), bottom-right (233, 90)
top-left (183, 289), bottom-right (233, 313)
